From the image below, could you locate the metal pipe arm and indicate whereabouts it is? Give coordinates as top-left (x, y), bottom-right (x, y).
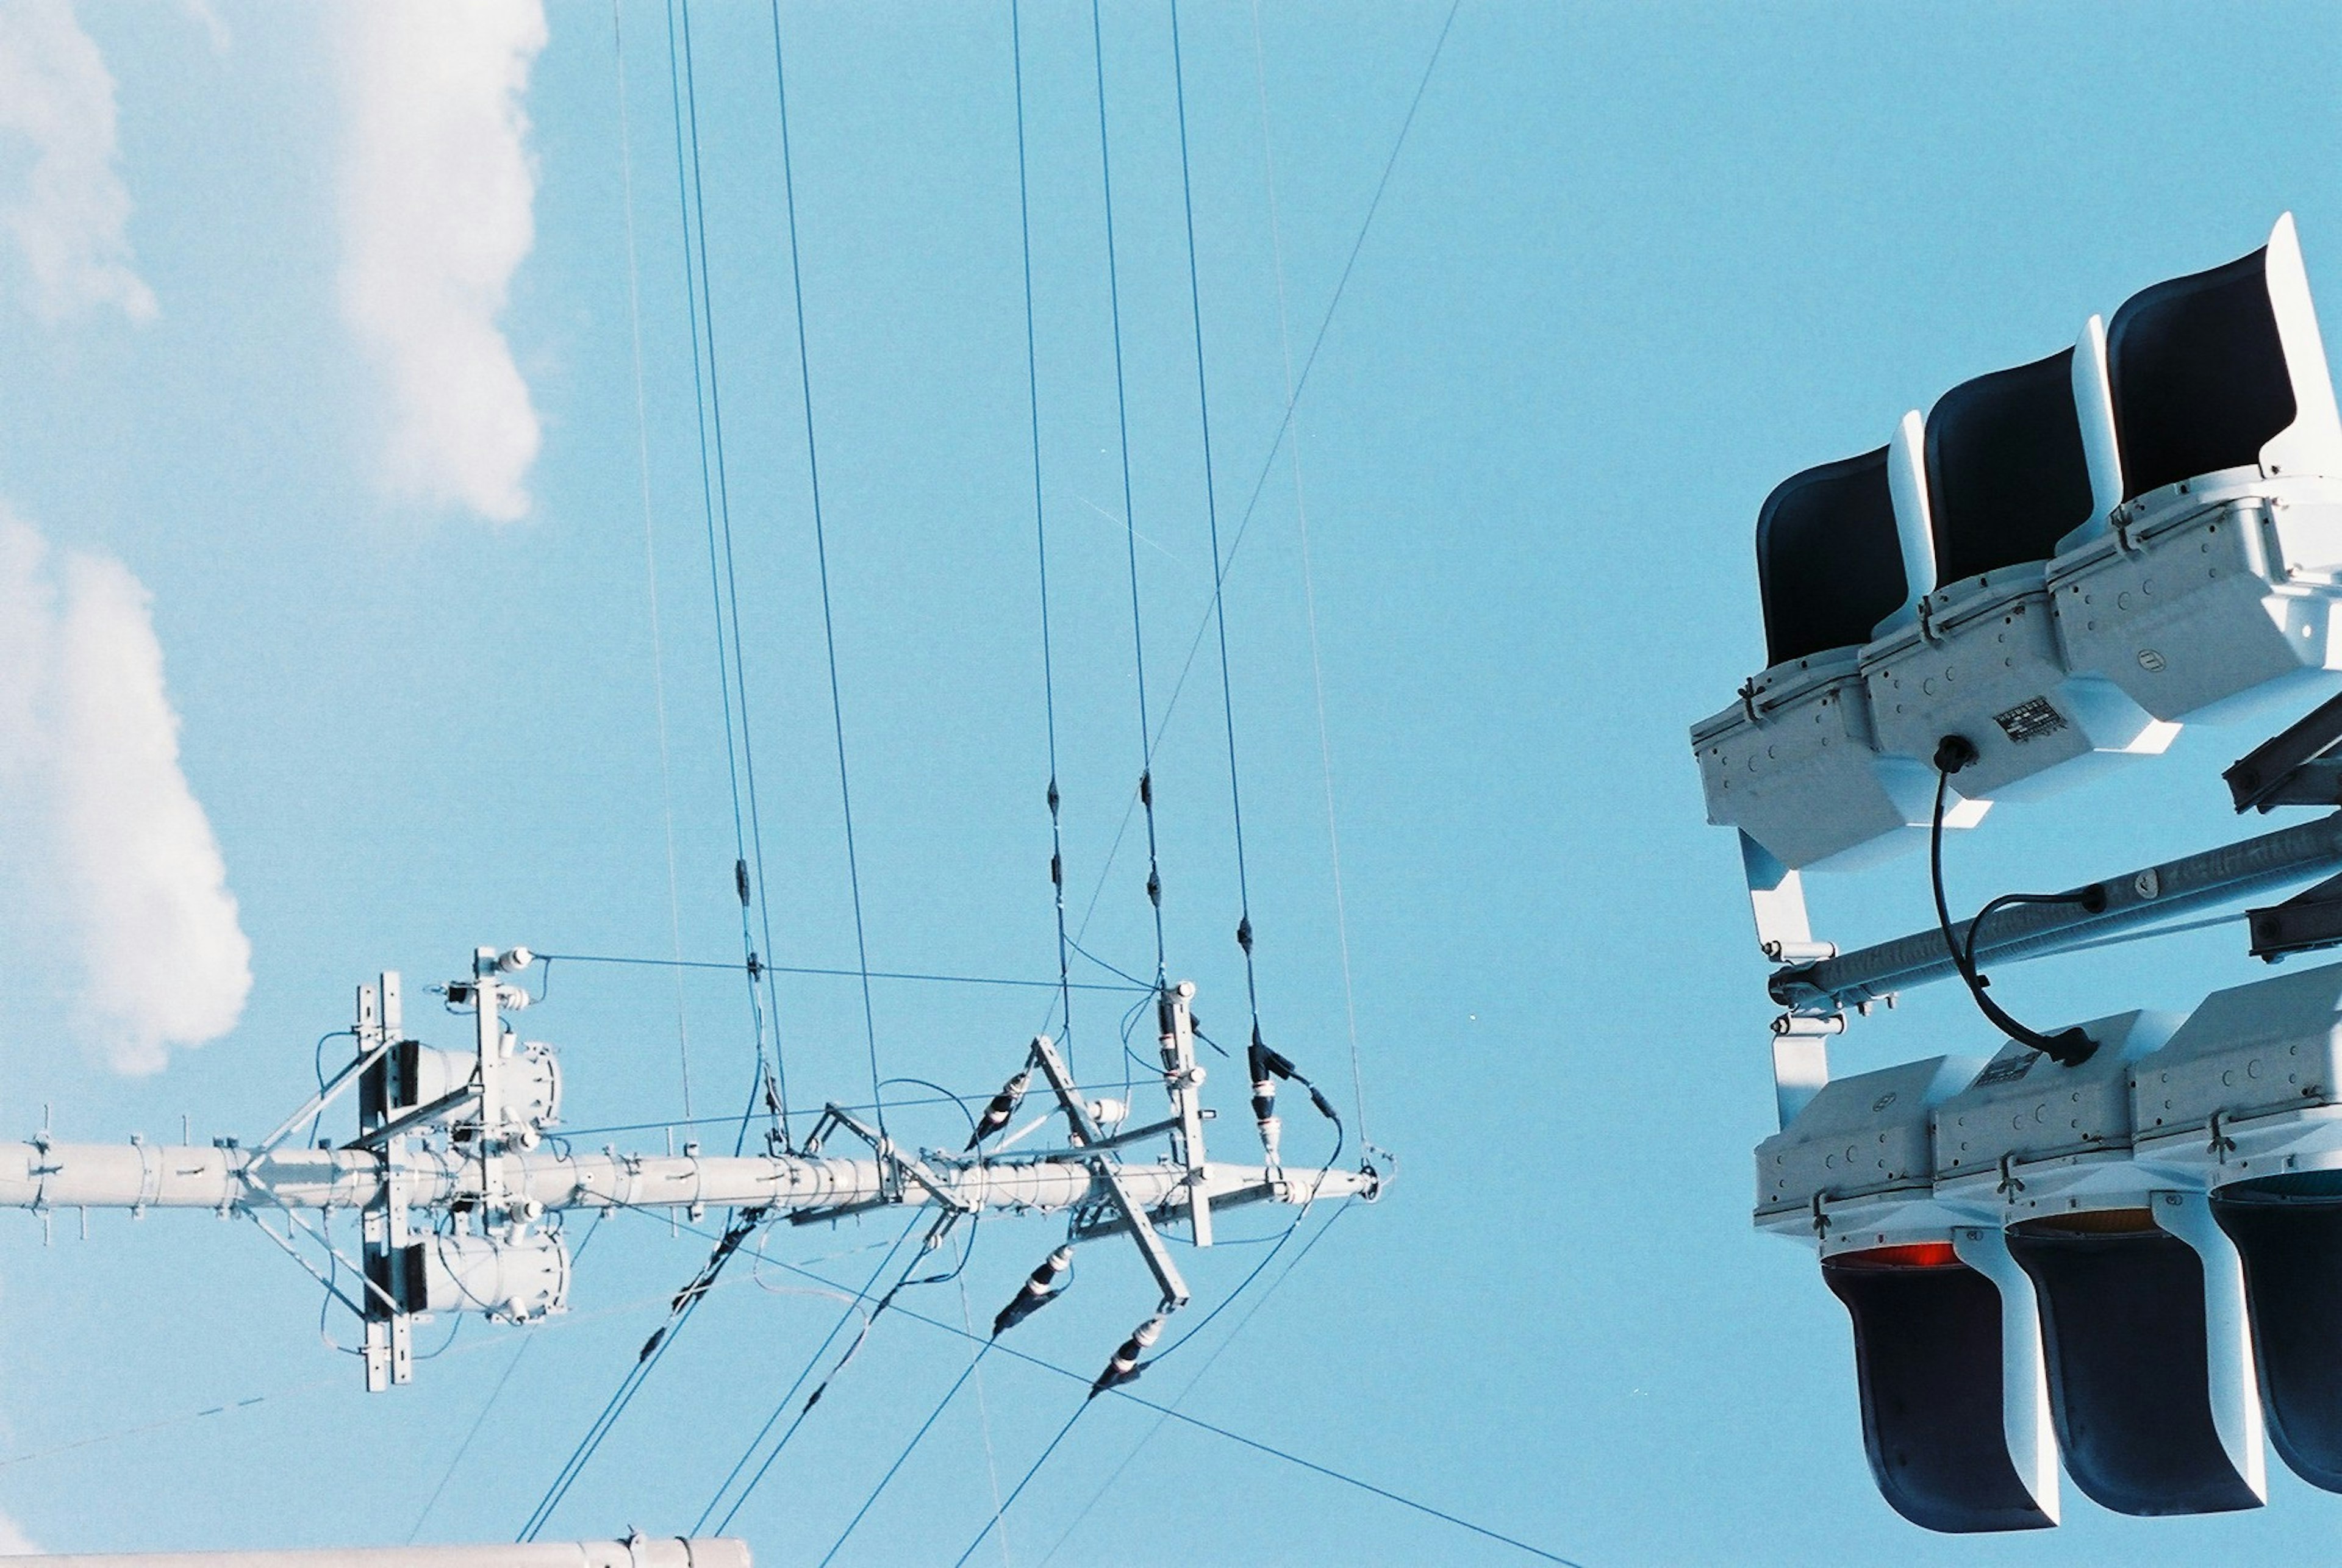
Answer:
top-left (1771, 810), bottom-right (2342, 1015)
top-left (0, 1141), bottom-right (1378, 1217)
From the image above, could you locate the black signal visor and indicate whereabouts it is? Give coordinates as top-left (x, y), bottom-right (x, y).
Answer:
top-left (1822, 1246), bottom-right (2052, 1533)
top-left (2008, 1214), bottom-right (2260, 1516)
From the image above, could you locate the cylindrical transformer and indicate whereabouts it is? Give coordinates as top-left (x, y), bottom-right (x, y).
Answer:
top-left (498, 1042), bottom-right (562, 1136)
top-left (422, 1231), bottom-right (570, 1322)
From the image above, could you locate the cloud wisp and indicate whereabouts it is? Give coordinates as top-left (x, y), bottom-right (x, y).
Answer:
top-left (0, 0), bottom-right (157, 323)
top-left (0, 514), bottom-right (249, 1075)
top-left (335, 0), bottom-right (548, 523)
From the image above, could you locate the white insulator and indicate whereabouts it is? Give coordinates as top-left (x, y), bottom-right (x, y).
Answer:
top-left (1088, 1098), bottom-right (1128, 1130)
top-left (495, 947), bottom-right (535, 974)
top-left (423, 1231), bottom-right (570, 1322)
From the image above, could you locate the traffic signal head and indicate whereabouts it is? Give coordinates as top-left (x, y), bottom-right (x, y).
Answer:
top-left (1758, 1055), bottom-right (2059, 1531)
top-left (1694, 451), bottom-right (1972, 873)
top-left (1863, 323), bottom-right (2174, 806)
top-left (1697, 215), bottom-right (2342, 874)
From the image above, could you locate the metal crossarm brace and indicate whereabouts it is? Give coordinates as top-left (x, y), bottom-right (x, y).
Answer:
top-left (2229, 689), bottom-right (2342, 812)
top-left (1029, 1034), bottom-right (1189, 1309)
top-left (1155, 983), bottom-right (1212, 1246)
top-left (803, 1103), bottom-right (974, 1214)
top-left (354, 975), bottom-right (414, 1392)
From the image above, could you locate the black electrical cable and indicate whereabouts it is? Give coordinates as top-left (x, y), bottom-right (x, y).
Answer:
top-left (629, 1207), bottom-right (1585, 1566)
top-left (667, 0), bottom-right (791, 1144)
top-left (1929, 737), bottom-right (2100, 1065)
top-left (766, 0), bottom-right (888, 1146)
top-left (1089, 0), bottom-right (1172, 989)
top-left (696, 1213), bottom-right (929, 1533)
top-left (1170, 0), bottom-right (1267, 1061)
top-left (519, 1206), bottom-right (765, 1541)
top-left (1009, 0), bottom-right (1082, 1081)
top-left (950, 1400), bottom-right (1091, 1568)
top-left (816, 1344), bottom-right (995, 1567)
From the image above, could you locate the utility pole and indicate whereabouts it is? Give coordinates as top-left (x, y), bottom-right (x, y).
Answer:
top-left (6, 946), bottom-right (1378, 1392)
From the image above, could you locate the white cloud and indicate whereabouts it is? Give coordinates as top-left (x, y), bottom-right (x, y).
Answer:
top-left (335, 0), bottom-right (547, 523)
top-left (0, 513), bottom-right (250, 1075)
top-left (0, 1508), bottom-right (36, 1555)
top-left (0, 0), bottom-right (156, 322)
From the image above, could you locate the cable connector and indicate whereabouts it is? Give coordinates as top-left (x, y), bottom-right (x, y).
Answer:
top-left (965, 1067), bottom-right (1033, 1151)
top-left (1089, 1311), bottom-right (1167, 1398)
top-left (992, 1245), bottom-right (1073, 1337)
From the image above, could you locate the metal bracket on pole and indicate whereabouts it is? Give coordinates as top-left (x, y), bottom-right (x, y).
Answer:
top-left (1030, 1034), bottom-right (1189, 1309)
top-left (355, 975), bottom-right (414, 1393)
top-left (2227, 689), bottom-right (2342, 812)
top-left (1742, 832), bottom-right (1834, 964)
top-left (2247, 870), bottom-right (2342, 962)
top-left (1155, 983), bottom-right (1212, 1247)
top-left (800, 1104), bottom-right (973, 1216)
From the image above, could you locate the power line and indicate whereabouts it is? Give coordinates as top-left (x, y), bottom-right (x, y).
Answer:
top-left (1037, 1201), bottom-right (1354, 1565)
top-left (694, 1222), bottom-right (1588, 1568)
top-left (611, 0), bottom-right (697, 1120)
top-left (767, 0), bottom-right (889, 1144)
top-left (950, 1400), bottom-right (1090, 1568)
top-left (1010, 0), bottom-right (1083, 1079)
top-left (1169, 0), bottom-right (1266, 1054)
top-left (1061, 0), bottom-right (1463, 1097)
top-left (1248, 0), bottom-right (1369, 1144)
top-left (668, 0), bottom-right (790, 1143)
top-left (700, 1213), bottom-right (932, 1532)
top-left (534, 950), bottom-right (1142, 993)
top-left (817, 1344), bottom-right (995, 1566)
top-left (1089, 0), bottom-right (1172, 989)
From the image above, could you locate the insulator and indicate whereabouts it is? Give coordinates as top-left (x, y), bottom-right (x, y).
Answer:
top-left (1256, 1113), bottom-right (1284, 1170)
top-left (734, 859), bottom-right (751, 906)
top-left (1090, 1312), bottom-right (1167, 1398)
top-left (965, 1067), bottom-right (1032, 1151)
top-left (992, 1246), bottom-right (1074, 1337)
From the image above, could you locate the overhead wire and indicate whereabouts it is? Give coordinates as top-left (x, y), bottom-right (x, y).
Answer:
top-left (1059, 0), bottom-right (1462, 1108)
top-left (1248, 0), bottom-right (1367, 1142)
top-left (518, 1203), bottom-right (768, 1541)
top-left (637, 1209), bottom-right (1581, 1566)
top-left (413, 1211), bottom-right (612, 1542)
top-left (1090, 0), bottom-right (1172, 989)
top-left (699, 1211), bottom-right (936, 1532)
top-left (767, 0), bottom-right (890, 1144)
top-left (533, 950), bottom-right (1141, 994)
top-left (1036, 1199), bottom-right (1355, 1566)
top-left (817, 1343), bottom-right (997, 1567)
top-left (1011, 0), bottom-right (1083, 1078)
top-left (950, 1400), bottom-right (1090, 1568)
top-left (1169, 0), bottom-right (1267, 1056)
top-left (612, 0), bottom-right (697, 1119)
top-left (667, 0), bottom-right (791, 1145)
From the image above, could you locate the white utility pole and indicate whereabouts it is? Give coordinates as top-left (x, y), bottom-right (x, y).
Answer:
top-left (6, 947), bottom-right (1378, 1391)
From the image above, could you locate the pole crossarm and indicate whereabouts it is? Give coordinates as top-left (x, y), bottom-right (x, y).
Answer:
top-left (0, 1141), bottom-right (1377, 1219)
top-left (1771, 809), bottom-right (2342, 1015)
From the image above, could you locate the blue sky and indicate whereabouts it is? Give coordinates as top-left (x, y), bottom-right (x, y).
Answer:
top-left (2, 2), bottom-right (2341, 1564)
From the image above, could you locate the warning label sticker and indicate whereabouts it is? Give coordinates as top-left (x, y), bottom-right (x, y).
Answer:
top-left (1993, 696), bottom-right (2068, 743)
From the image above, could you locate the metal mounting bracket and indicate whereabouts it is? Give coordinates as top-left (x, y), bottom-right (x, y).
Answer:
top-left (1029, 1033), bottom-right (1189, 1309)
